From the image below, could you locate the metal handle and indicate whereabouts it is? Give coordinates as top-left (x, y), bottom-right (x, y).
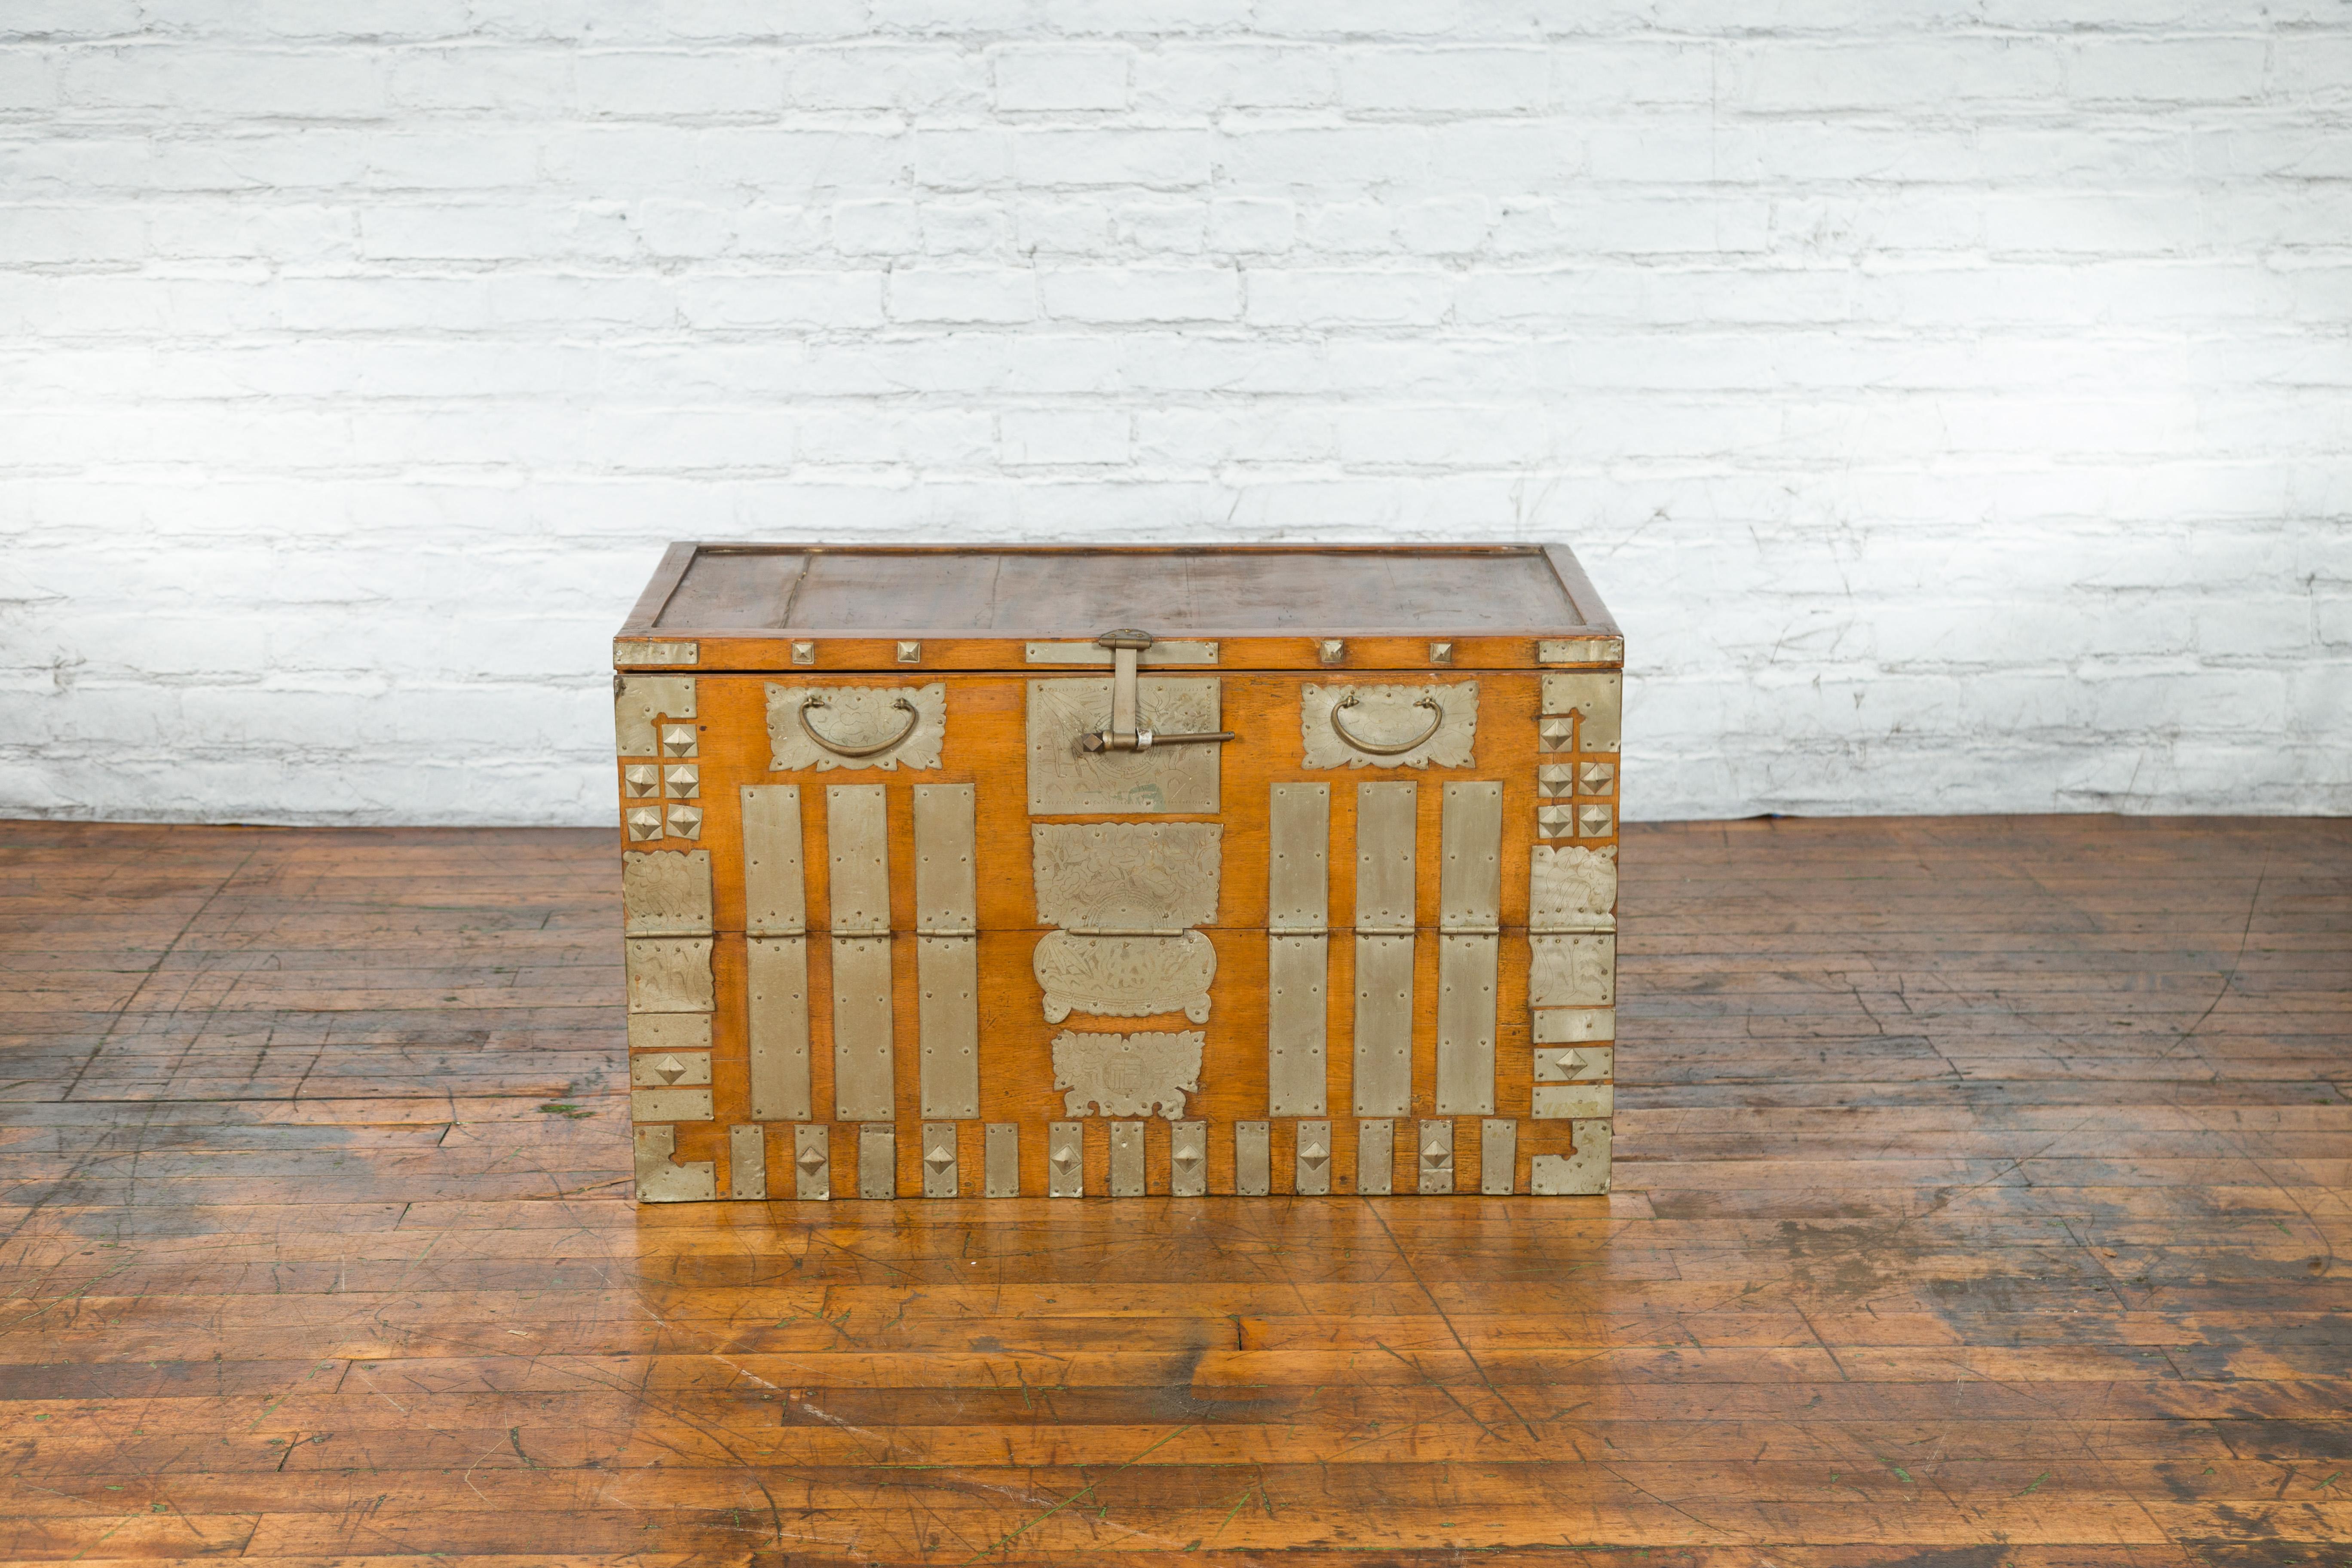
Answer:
top-left (1083, 627), bottom-right (1237, 753)
top-left (799, 695), bottom-right (920, 759)
top-left (1330, 693), bottom-right (1443, 756)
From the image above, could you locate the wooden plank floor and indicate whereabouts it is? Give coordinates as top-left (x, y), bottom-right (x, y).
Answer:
top-left (0, 816), bottom-right (2344, 1568)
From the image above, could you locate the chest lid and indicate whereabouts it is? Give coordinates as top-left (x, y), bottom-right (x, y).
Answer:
top-left (616, 543), bottom-right (1620, 673)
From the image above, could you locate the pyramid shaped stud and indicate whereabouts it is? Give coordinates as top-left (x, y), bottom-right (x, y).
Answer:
top-left (625, 807), bottom-right (664, 842)
top-left (1536, 764), bottom-right (1574, 799)
top-left (797, 1145), bottom-right (827, 1173)
top-left (925, 1142), bottom-right (955, 1174)
top-left (666, 805), bottom-right (703, 841)
top-left (1173, 1149), bottom-right (1201, 1169)
top-left (1578, 805), bottom-right (1614, 838)
top-left (1537, 717), bottom-right (1574, 751)
top-left (663, 763), bottom-right (699, 799)
top-left (1052, 1147), bottom-right (1078, 1172)
top-left (1421, 1138), bottom-right (1450, 1169)
top-left (1536, 804), bottom-right (1575, 840)
top-left (622, 765), bottom-right (660, 798)
top-left (652, 1054), bottom-right (687, 1084)
top-left (1579, 762), bottom-right (1615, 794)
top-left (660, 724), bottom-right (697, 757)
top-left (1299, 1139), bottom-right (1329, 1169)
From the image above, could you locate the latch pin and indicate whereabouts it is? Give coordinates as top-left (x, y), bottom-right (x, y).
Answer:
top-left (1081, 628), bottom-right (1237, 753)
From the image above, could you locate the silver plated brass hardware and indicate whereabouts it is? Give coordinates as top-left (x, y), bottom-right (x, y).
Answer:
top-left (1234, 1121), bottom-right (1271, 1196)
top-left (1533, 1007), bottom-right (1614, 1044)
top-left (897, 641), bottom-right (921, 664)
top-left (616, 675), bottom-right (696, 757)
top-left (1355, 782), bottom-right (1416, 934)
top-left (623, 764), bottom-right (659, 799)
top-left (665, 805), bottom-right (703, 841)
top-left (1430, 641), bottom-right (1453, 665)
top-left (1534, 1084), bottom-right (1614, 1120)
top-left (793, 1124), bottom-right (831, 1200)
top-left (792, 640), bottom-right (816, 665)
top-left (1318, 639), bottom-right (1345, 665)
top-left (832, 935), bottom-right (896, 1122)
top-left (1048, 1121), bottom-right (1084, 1197)
top-left (1110, 1121), bottom-right (1145, 1197)
top-left (628, 1014), bottom-right (710, 1054)
top-left (1032, 822), bottom-right (1222, 934)
top-left (1028, 640), bottom-right (1218, 665)
top-left (1034, 931), bottom-right (1216, 1024)
top-left (747, 935), bottom-right (812, 1123)
top-left (923, 1123), bottom-right (959, 1198)
top-left (1538, 637), bottom-right (1625, 666)
top-left (730, 1124), bottom-right (767, 1200)
top-left (985, 1123), bottom-right (1019, 1197)
top-left (622, 849), bottom-right (714, 937)
top-left (1481, 1119), bottom-right (1517, 1195)
top-left (614, 639), bottom-right (698, 667)
top-left (1531, 1121), bottom-right (1611, 1194)
top-left (918, 935), bottom-right (981, 1119)
top-left (1170, 1119), bottom-right (1207, 1196)
top-left (768, 684), bottom-right (945, 772)
top-left (827, 785), bottom-right (890, 935)
top-left (1266, 934), bottom-right (1328, 1118)
top-left (912, 784), bottom-right (977, 935)
top-left (660, 724), bottom-right (697, 758)
top-left (1051, 1029), bottom-right (1202, 1119)
top-left (1540, 672), bottom-right (1623, 753)
top-left (1418, 1120), bottom-right (1455, 1194)
top-left (625, 806), bottom-right (663, 842)
top-left (1357, 1119), bottom-right (1394, 1195)
top-left (1535, 1045), bottom-right (1613, 1081)
top-left (626, 937), bottom-right (714, 1015)
top-left (634, 1125), bottom-right (717, 1203)
top-left (631, 1087), bottom-right (713, 1122)
top-left (1352, 934), bottom-right (1414, 1118)
top-left (1028, 677), bottom-right (1223, 815)
top-left (741, 785), bottom-right (807, 937)
top-left (631, 1051), bottom-right (711, 1088)
top-left (1332, 692), bottom-right (1441, 756)
top-left (1079, 629), bottom-right (1237, 753)
top-left (1435, 933), bottom-right (1498, 1116)
top-left (1295, 1120), bottom-right (1332, 1195)
top-left (1530, 934), bottom-right (1616, 1008)
top-left (804, 695), bottom-right (919, 759)
top-left (1303, 683), bottom-right (1478, 771)
top-left (663, 763), bottom-right (699, 799)
top-left (1268, 783), bottom-right (1331, 933)
top-left (1530, 845), bottom-right (1617, 934)
top-left (858, 1123), bottom-right (895, 1199)
top-left (1438, 781), bottom-right (1503, 934)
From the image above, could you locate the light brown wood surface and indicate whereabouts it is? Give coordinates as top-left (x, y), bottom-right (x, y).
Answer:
top-left (1, 815), bottom-right (2345, 1565)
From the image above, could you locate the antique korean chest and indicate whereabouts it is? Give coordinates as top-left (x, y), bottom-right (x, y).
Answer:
top-left (616, 545), bottom-right (1623, 1203)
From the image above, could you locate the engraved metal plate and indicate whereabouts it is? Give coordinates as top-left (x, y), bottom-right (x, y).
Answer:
top-left (832, 935), bottom-right (895, 1122)
top-left (912, 784), bottom-right (977, 935)
top-left (1531, 1121), bottom-right (1611, 1194)
top-left (628, 1014), bottom-right (711, 1054)
top-left (1530, 845), bottom-right (1617, 934)
top-left (1034, 931), bottom-right (1216, 1023)
top-left (918, 935), bottom-right (980, 1119)
top-left (1538, 637), bottom-right (1624, 665)
top-left (1355, 782), bottom-right (1416, 934)
top-left (1535, 1045), bottom-right (1613, 1081)
top-left (923, 1122), bottom-right (959, 1198)
top-left (1540, 672), bottom-right (1623, 753)
top-left (1110, 1121), bottom-right (1145, 1197)
top-left (1417, 1120), bottom-right (1455, 1195)
top-left (631, 1051), bottom-right (711, 1087)
top-left (626, 937), bottom-right (714, 1015)
top-left (1357, 1119), bottom-right (1394, 1195)
top-left (622, 849), bottom-right (714, 937)
top-left (730, 1124), bottom-right (767, 1200)
top-left (827, 785), bottom-right (891, 935)
top-left (1434, 934), bottom-right (1497, 1116)
top-left (616, 675), bottom-right (696, 757)
top-left (1530, 934), bottom-right (1615, 1008)
top-left (1170, 1120), bottom-right (1207, 1197)
top-left (985, 1123), bottom-right (1019, 1197)
top-left (1268, 783), bottom-right (1331, 932)
top-left (1048, 1121), bottom-right (1084, 1197)
top-left (793, 1124), bottom-right (831, 1200)
top-left (634, 1125), bottom-right (717, 1204)
top-left (1032, 823), bottom-right (1222, 934)
top-left (1051, 1030), bottom-right (1202, 1118)
top-left (741, 785), bottom-right (806, 937)
top-left (1352, 934), bottom-right (1413, 1118)
top-left (1295, 1120), bottom-right (1332, 1195)
top-left (858, 1123), bottom-right (895, 1199)
top-left (747, 935), bottom-right (812, 1123)
top-left (1234, 1121), bottom-right (1271, 1196)
top-left (1438, 781), bottom-right (1502, 933)
top-left (1027, 677), bottom-right (1222, 815)
top-left (614, 639), bottom-right (698, 666)
top-left (1533, 1084), bottom-right (1615, 1121)
top-left (1301, 682), bottom-right (1479, 770)
top-left (1481, 1119), bottom-right (1517, 1195)
top-left (1533, 1008), bottom-right (1614, 1044)
top-left (1266, 934), bottom-right (1328, 1118)
top-left (766, 683), bottom-right (945, 772)
top-left (631, 1087), bottom-right (714, 1122)
top-left (1026, 640), bottom-right (1219, 665)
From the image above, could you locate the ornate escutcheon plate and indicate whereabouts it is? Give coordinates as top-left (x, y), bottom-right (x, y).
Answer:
top-left (1050, 1029), bottom-right (1204, 1119)
top-left (766, 683), bottom-right (946, 772)
top-left (1300, 681), bottom-right (1479, 769)
top-left (1033, 931), bottom-right (1217, 1023)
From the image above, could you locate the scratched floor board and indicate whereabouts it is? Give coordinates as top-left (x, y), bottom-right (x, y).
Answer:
top-left (0, 816), bottom-right (2346, 1564)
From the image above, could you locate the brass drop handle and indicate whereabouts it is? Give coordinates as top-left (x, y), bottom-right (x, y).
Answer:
top-left (799, 695), bottom-right (920, 759)
top-left (1081, 628), bottom-right (1237, 753)
top-left (1330, 692), bottom-right (1443, 756)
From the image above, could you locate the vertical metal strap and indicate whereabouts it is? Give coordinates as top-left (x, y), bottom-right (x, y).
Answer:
top-left (740, 785), bottom-right (805, 936)
top-left (1109, 1122), bottom-right (1145, 1197)
top-left (1234, 1121), bottom-right (1271, 1196)
top-left (1353, 782), bottom-right (1416, 1118)
top-left (1356, 1119), bottom-right (1393, 1195)
top-left (1436, 781), bottom-right (1501, 1117)
top-left (793, 1124), bottom-right (830, 1201)
top-left (1268, 782), bottom-right (1330, 1118)
top-left (858, 1123), bottom-right (895, 1199)
top-left (913, 784), bottom-right (980, 1121)
top-left (831, 935), bottom-right (895, 1122)
top-left (729, 1124), bottom-right (766, 1200)
top-left (826, 784), bottom-right (891, 934)
top-left (1480, 1118), bottom-right (1516, 1196)
top-left (1294, 1120), bottom-right (1332, 1195)
top-left (922, 1122), bottom-right (958, 1198)
top-left (1170, 1120), bottom-right (1207, 1197)
top-left (746, 935), bottom-right (810, 1123)
top-left (984, 1123), bottom-right (1019, 1197)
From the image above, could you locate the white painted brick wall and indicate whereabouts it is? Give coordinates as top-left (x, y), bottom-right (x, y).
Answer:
top-left (2, 2), bottom-right (2346, 827)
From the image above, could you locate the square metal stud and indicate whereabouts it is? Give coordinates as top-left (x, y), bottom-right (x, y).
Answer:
top-left (660, 724), bottom-right (698, 758)
top-left (792, 640), bottom-right (816, 665)
top-left (1578, 762), bottom-right (1615, 795)
top-left (625, 807), bottom-right (665, 842)
top-left (1536, 804), bottom-right (1575, 841)
top-left (1294, 1120), bottom-right (1331, 1196)
top-left (1429, 641), bottom-right (1453, 665)
top-left (622, 764), bottom-right (660, 799)
top-left (1048, 1121), bottom-right (1084, 1198)
top-left (1418, 1120), bottom-right (1455, 1194)
top-left (1536, 763), bottom-right (1574, 800)
top-left (662, 763), bottom-right (699, 799)
top-left (1170, 1120), bottom-right (1207, 1197)
top-left (1577, 805), bottom-right (1614, 838)
top-left (1357, 1119), bottom-right (1393, 1195)
top-left (896, 640), bottom-right (921, 665)
top-left (793, 1124), bottom-right (830, 1201)
top-left (1110, 1121), bottom-right (1145, 1197)
top-left (858, 1123), bottom-right (894, 1199)
top-left (922, 1123), bottom-right (958, 1198)
top-left (1537, 717), bottom-right (1574, 752)
top-left (1481, 1118), bottom-right (1516, 1195)
top-left (666, 804), bottom-right (704, 841)
top-left (1318, 639), bottom-right (1345, 665)
top-left (984, 1123), bottom-right (1019, 1197)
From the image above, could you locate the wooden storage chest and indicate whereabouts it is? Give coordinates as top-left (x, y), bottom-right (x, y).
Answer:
top-left (615, 544), bottom-right (1623, 1202)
